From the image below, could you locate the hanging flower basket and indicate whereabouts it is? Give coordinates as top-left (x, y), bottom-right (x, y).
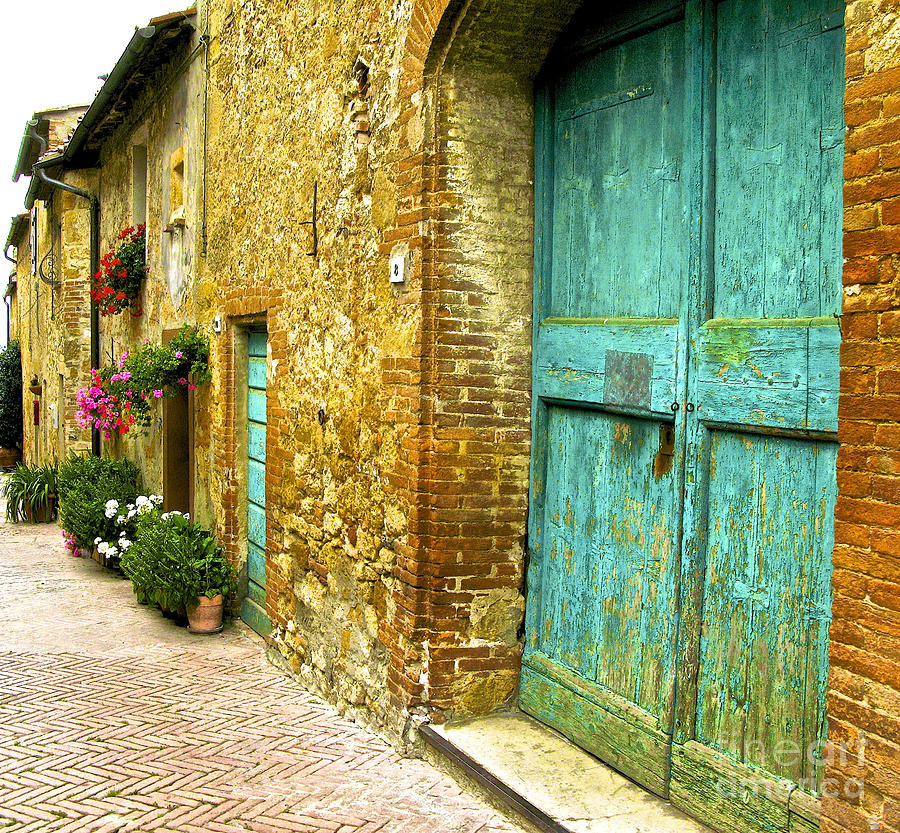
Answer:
top-left (75, 325), bottom-right (211, 438)
top-left (91, 224), bottom-right (147, 317)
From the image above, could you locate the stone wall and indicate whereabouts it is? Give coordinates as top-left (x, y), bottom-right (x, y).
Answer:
top-left (824, 1), bottom-right (900, 831)
top-left (95, 24), bottom-right (209, 513)
top-left (15, 173), bottom-right (94, 467)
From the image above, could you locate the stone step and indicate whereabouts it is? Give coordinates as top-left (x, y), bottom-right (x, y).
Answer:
top-left (420, 711), bottom-right (713, 833)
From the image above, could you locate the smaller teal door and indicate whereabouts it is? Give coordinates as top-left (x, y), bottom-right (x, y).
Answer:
top-left (241, 330), bottom-right (271, 636)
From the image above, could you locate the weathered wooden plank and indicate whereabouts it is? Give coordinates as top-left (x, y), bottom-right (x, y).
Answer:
top-left (713, 0), bottom-right (843, 321)
top-left (248, 502), bottom-right (266, 550)
top-left (248, 355), bottom-right (267, 390)
top-left (248, 330), bottom-right (267, 358)
top-left (807, 323), bottom-right (841, 433)
top-left (525, 651), bottom-right (664, 734)
top-left (248, 459), bottom-right (266, 506)
top-left (248, 389), bottom-right (267, 424)
top-left (248, 422), bottom-right (266, 464)
top-left (788, 788), bottom-right (822, 833)
top-left (549, 16), bottom-right (686, 321)
top-left (519, 664), bottom-right (671, 798)
top-left (695, 430), bottom-right (837, 789)
top-left (535, 320), bottom-right (679, 415)
top-left (247, 574), bottom-right (266, 605)
top-left (670, 741), bottom-right (790, 833)
top-left (240, 597), bottom-right (271, 638)
top-left (523, 406), bottom-right (680, 721)
top-left (247, 542), bottom-right (266, 588)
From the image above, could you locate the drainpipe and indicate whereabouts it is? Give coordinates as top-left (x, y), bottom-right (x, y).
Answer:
top-left (3, 246), bottom-right (15, 344)
top-left (27, 120), bottom-right (101, 457)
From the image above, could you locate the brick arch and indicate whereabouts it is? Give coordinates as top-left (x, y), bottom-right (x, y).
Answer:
top-left (381, 0), bottom-right (582, 722)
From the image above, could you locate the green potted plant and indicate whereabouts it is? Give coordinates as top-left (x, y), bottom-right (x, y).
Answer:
top-left (57, 452), bottom-right (143, 554)
top-left (2, 462), bottom-right (58, 523)
top-left (121, 508), bottom-right (236, 634)
top-left (0, 340), bottom-right (22, 469)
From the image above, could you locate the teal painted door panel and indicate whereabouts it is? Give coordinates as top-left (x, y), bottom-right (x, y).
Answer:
top-left (713, 0), bottom-right (844, 321)
top-left (243, 329), bottom-right (270, 637)
top-left (248, 330), bottom-right (267, 358)
top-left (248, 389), bottom-right (267, 424)
top-left (248, 460), bottom-right (266, 507)
top-left (248, 502), bottom-right (266, 549)
top-left (522, 3), bottom-right (688, 795)
top-left (530, 405), bottom-right (679, 718)
top-left (248, 423), bottom-right (266, 464)
top-left (248, 356), bottom-right (267, 389)
top-left (695, 431), bottom-right (835, 785)
top-left (247, 542), bottom-right (266, 589)
top-left (525, 0), bottom-right (843, 825)
top-left (548, 16), bottom-right (686, 321)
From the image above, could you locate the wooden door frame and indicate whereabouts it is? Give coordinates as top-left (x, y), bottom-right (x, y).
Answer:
top-left (161, 327), bottom-right (195, 515)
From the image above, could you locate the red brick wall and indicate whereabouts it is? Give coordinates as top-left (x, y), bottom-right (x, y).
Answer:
top-left (383, 0), bottom-right (579, 718)
top-left (823, 2), bottom-right (900, 831)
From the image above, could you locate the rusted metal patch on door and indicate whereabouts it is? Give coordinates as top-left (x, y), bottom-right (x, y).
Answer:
top-left (604, 350), bottom-right (652, 409)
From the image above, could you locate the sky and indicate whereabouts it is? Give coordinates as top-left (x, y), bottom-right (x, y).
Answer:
top-left (1, 0), bottom-right (179, 345)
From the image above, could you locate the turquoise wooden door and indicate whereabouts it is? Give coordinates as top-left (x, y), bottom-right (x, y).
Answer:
top-left (523, 1), bottom-right (843, 830)
top-left (521, 4), bottom-right (689, 798)
top-left (241, 330), bottom-right (271, 637)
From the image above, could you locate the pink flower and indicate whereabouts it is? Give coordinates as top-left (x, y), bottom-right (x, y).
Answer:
top-left (178, 378), bottom-right (187, 385)
top-left (188, 384), bottom-right (197, 390)
top-left (175, 351), bottom-right (183, 358)
top-left (153, 390), bottom-right (163, 398)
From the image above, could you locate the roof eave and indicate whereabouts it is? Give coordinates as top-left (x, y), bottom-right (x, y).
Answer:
top-left (65, 9), bottom-right (197, 166)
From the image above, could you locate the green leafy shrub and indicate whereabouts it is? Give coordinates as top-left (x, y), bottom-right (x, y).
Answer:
top-left (57, 453), bottom-right (143, 551)
top-left (2, 462), bottom-right (57, 522)
top-left (0, 340), bottom-right (23, 450)
top-left (120, 509), bottom-right (236, 610)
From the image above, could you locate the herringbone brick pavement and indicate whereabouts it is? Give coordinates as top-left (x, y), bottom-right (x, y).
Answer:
top-left (0, 494), bottom-right (523, 833)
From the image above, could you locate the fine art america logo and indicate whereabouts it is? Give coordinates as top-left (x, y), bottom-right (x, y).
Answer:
top-left (713, 732), bottom-right (879, 830)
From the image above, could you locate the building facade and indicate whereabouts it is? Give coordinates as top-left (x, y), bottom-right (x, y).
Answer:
top-left (8, 1), bottom-right (900, 832)
top-left (8, 106), bottom-right (92, 465)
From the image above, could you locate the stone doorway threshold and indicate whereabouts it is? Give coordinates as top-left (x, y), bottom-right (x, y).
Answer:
top-left (420, 711), bottom-right (714, 833)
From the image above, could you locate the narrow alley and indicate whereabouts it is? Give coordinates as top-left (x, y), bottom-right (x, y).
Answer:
top-left (0, 502), bottom-right (523, 833)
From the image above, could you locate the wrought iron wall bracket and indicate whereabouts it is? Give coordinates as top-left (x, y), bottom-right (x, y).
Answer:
top-left (38, 248), bottom-right (61, 288)
top-left (297, 181), bottom-right (318, 257)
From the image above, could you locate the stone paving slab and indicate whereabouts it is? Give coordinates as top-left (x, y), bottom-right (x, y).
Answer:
top-left (0, 496), bottom-right (524, 833)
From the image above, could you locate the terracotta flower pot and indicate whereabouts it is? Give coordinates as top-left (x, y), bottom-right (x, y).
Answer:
top-left (25, 499), bottom-right (53, 524)
top-left (187, 594), bottom-right (224, 634)
top-left (0, 447), bottom-right (20, 468)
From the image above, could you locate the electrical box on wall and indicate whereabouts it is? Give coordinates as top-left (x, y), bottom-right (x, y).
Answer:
top-left (389, 254), bottom-right (405, 284)
top-left (213, 315), bottom-right (223, 333)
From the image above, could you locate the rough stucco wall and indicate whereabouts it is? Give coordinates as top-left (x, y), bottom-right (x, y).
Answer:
top-left (17, 173), bottom-right (94, 467)
top-left (199, 0), bottom-right (582, 737)
top-left (202, 0), bottom-right (419, 734)
top-left (95, 30), bottom-right (209, 515)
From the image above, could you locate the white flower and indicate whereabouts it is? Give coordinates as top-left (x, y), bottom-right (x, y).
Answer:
top-left (138, 503), bottom-right (152, 515)
top-left (150, 495), bottom-right (163, 505)
top-left (127, 509), bottom-right (136, 519)
top-left (106, 546), bottom-right (118, 557)
top-left (116, 515), bottom-right (126, 525)
top-left (94, 537), bottom-right (102, 545)
top-left (119, 538), bottom-right (132, 550)
top-left (135, 496), bottom-right (150, 508)
top-left (97, 541), bottom-right (109, 554)
top-left (105, 499), bottom-right (119, 511)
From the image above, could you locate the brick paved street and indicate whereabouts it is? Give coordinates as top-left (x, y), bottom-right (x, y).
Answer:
top-left (0, 493), bottom-right (523, 833)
